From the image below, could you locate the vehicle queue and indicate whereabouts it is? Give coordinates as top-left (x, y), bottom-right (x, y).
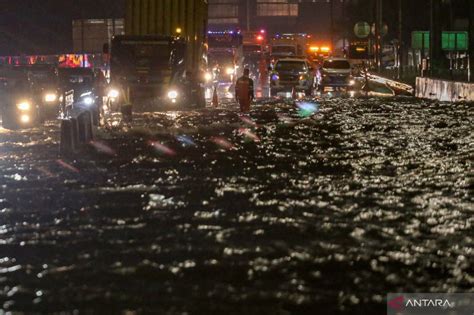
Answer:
top-left (0, 30), bottom-right (358, 130)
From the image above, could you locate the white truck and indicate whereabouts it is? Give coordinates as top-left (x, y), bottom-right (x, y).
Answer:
top-left (270, 33), bottom-right (309, 61)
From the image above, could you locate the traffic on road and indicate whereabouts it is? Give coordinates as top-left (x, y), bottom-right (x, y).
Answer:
top-left (0, 0), bottom-right (472, 314)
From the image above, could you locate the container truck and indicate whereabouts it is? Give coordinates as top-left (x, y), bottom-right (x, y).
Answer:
top-left (108, 0), bottom-right (208, 110)
top-left (207, 30), bottom-right (243, 95)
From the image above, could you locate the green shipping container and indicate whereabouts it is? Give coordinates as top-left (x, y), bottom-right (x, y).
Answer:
top-left (125, 0), bottom-right (208, 70)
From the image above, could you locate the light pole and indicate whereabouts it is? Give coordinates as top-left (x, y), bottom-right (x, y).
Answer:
top-left (470, 0), bottom-right (474, 81)
top-left (430, 0), bottom-right (442, 76)
top-left (398, 0), bottom-right (402, 79)
top-left (375, 0), bottom-right (383, 72)
top-left (330, 0), bottom-right (334, 50)
top-left (246, 0), bottom-right (250, 31)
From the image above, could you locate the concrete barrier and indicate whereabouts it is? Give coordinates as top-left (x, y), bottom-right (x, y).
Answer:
top-left (59, 110), bottom-right (95, 155)
top-left (416, 77), bottom-right (474, 102)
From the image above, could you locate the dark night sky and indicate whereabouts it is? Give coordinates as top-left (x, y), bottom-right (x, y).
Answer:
top-left (0, 0), bottom-right (125, 55)
top-left (0, 0), bottom-right (470, 55)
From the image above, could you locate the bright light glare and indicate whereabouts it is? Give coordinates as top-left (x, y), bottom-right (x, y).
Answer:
top-left (226, 67), bottom-right (234, 75)
top-left (44, 93), bottom-right (57, 103)
top-left (204, 72), bottom-right (213, 82)
top-left (83, 97), bottom-right (94, 105)
top-left (167, 90), bottom-right (178, 99)
top-left (321, 46), bottom-right (331, 52)
top-left (349, 80), bottom-right (356, 86)
top-left (20, 115), bottom-right (30, 123)
top-left (108, 89), bottom-right (119, 98)
top-left (17, 102), bottom-right (31, 111)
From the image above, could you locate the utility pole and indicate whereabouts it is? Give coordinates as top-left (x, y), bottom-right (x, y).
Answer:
top-left (398, 0), bottom-right (403, 79)
top-left (342, 0), bottom-right (346, 56)
top-left (375, 0), bottom-right (383, 72)
top-left (469, 0), bottom-right (474, 82)
top-left (430, 0), bottom-right (442, 77)
top-left (246, 0), bottom-right (250, 31)
top-left (330, 0), bottom-right (334, 50)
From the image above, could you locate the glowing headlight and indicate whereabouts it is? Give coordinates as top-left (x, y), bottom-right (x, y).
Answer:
top-left (83, 97), bottom-right (94, 106)
top-left (226, 67), bottom-right (234, 75)
top-left (299, 75), bottom-right (306, 80)
top-left (349, 79), bottom-right (356, 86)
top-left (204, 72), bottom-right (213, 82)
top-left (44, 93), bottom-right (57, 103)
top-left (167, 90), bottom-right (178, 99)
top-left (20, 114), bottom-right (30, 123)
top-left (108, 89), bottom-right (119, 98)
top-left (17, 102), bottom-right (31, 111)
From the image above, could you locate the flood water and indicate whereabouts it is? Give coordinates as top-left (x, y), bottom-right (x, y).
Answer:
top-left (0, 97), bottom-right (472, 314)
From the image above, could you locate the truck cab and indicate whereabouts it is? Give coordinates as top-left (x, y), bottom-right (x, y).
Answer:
top-left (0, 68), bottom-right (42, 129)
top-left (14, 64), bottom-right (60, 120)
top-left (110, 35), bottom-right (186, 105)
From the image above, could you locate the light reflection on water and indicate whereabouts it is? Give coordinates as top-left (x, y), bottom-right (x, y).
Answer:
top-left (0, 98), bottom-right (472, 314)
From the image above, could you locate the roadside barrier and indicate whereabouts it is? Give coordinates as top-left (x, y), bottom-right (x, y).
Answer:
top-left (59, 91), bottom-right (95, 155)
top-left (416, 77), bottom-right (474, 102)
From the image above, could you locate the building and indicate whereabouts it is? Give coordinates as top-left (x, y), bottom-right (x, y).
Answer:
top-left (208, 0), bottom-right (347, 41)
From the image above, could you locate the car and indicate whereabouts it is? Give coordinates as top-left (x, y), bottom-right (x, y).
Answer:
top-left (269, 58), bottom-right (315, 97)
top-left (316, 58), bottom-right (355, 91)
top-left (0, 68), bottom-right (42, 130)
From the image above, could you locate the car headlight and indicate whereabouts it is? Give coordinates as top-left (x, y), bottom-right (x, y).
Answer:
top-left (226, 67), bottom-right (234, 75)
top-left (204, 72), bottom-right (213, 82)
top-left (44, 93), bottom-right (58, 103)
top-left (17, 102), bottom-right (31, 111)
top-left (167, 90), bottom-right (178, 100)
top-left (20, 114), bottom-right (31, 123)
top-left (83, 97), bottom-right (94, 106)
top-left (108, 89), bottom-right (119, 99)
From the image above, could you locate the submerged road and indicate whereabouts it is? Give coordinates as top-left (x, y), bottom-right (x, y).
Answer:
top-left (0, 97), bottom-right (472, 314)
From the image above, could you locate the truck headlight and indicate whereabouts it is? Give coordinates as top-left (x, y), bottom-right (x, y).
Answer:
top-left (17, 101), bottom-right (31, 111)
top-left (226, 67), bottom-right (234, 75)
top-left (44, 93), bottom-right (57, 103)
top-left (20, 114), bottom-right (31, 123)
top-left (83, 97), bottom-right (94, 106)
top-left (108, 89), bottom-right (119, 99)
top-left (204, 72), bottom-right (213, 82)
top-left (167, 90), bottom-right (178, 100)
